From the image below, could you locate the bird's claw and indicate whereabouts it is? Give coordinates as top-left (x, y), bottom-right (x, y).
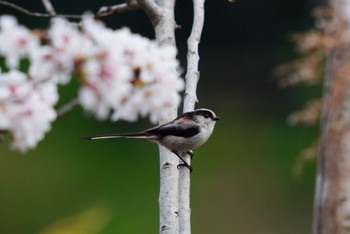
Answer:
top-left (187, 150), bottom-right (194, 159)
top-left (177, 163), bottom-right (193, 173)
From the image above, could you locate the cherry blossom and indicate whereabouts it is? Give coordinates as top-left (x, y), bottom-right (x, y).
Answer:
top-left (0, 71), bottom-right (58, 152)
top-left (7, 84), bottom-right (58, 152)
top-left (79, 17), bottom-right (184, 123)
top-left (0, 16), bottom-right (39, 69)
top-left (0, 15), bottom-right (184, 151)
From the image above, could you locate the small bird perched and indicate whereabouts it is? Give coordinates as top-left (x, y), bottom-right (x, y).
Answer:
top-left (82, 108), bottom-right (219, 171)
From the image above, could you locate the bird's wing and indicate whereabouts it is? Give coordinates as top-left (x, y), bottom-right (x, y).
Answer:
top-left (145, 118), bottom-right (200, 137)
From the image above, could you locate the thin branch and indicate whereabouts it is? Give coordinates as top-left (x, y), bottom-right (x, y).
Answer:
top-left (97, 2), bottom-right (140, 18)
top-left (57, 98), bottom-right (80, 119)
top-left (41, 0), bottom-right (56, 15)
top-left (0, 1), bottom-right (82, 19)
top-left (183, 0), bottom-right (205, 112)
top-left (0, 0), bottom-right (143, 20)
top-left (0, 0), bottom-right (146, 20)
top-left (179, 0), bottom-right (206, 233)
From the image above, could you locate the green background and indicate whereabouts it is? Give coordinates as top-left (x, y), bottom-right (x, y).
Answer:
top-left (0, 0), bottom-right (321, 233)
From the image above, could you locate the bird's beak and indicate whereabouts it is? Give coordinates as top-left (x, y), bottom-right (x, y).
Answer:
top-left (213, 116), bottom-right (220, 121)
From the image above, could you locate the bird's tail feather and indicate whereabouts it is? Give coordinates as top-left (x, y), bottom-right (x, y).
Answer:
top-left (82, 132), bottom-right (153, 140)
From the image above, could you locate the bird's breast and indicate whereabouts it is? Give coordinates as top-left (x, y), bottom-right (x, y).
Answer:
top-left (160, 130), bottom-right (210, 153)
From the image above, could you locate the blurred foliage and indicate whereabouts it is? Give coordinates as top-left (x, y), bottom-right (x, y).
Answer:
top-left (39, 203), bottom-right (111, 234)
top-left (0, 0), bottom-right (321, 233)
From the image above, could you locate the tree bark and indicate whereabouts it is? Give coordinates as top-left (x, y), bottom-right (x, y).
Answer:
top-left (178, 0), bottom-right (205, 233)
top-left (138, 0), bottom-right (180, 233)
top-left (312, 1), bottom-right (350, 233)
top-left (313, 49), bottom-right (350, 233)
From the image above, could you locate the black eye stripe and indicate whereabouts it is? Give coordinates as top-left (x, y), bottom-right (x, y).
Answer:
top-left (179, 109), bottom-right (217, 120)
top-left (196, 110), bottom-right (213, 118)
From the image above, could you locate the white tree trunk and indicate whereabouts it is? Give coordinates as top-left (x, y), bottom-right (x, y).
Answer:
top-left (152, 2), bottom-right (180, 233)
top-left (137, 0), bottom-right (180, 233)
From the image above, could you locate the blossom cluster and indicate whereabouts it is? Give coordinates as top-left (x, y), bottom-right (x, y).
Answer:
top-left (0, 15), bottom-right (183, 152)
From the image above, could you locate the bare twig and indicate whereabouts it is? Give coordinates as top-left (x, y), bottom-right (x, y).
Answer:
top-left (57, 98), bottom-right (80, 118)
top-left (97, 2), bottom-right (140, 18)
top-left (0, 0), bottom-right (82, 19)
top-left (41, 0), bottom-right (56, 15)
top-left (1, 0), bottom-right (138, 20)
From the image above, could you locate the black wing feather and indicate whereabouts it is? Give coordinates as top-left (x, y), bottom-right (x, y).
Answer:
top-left (145, 119), bottom-right (200, 138)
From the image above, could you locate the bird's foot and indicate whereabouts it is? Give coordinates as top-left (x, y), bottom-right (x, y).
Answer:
top-left (187, 150), bottom-right (194, 159)
top-left (172, 150), bottom-right (193, 173)
top-left (177, 163), bottom-right (193, 173)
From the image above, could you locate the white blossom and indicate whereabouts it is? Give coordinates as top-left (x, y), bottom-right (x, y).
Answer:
top-left (0, 69), bottom-right (58, 152)
top-left (0, 15), bottom-right (184, 152)
top-left (48, 17), bottom-right (98, 84)
top-left (1, 83), bottom-right (58, 152)
top-left (0, 70), bottom-right (32, 101)
top-left (78, 57), bottom-right (133, 120)
top-left (28, 46), bottom-right (70, 83)
top-left (79, 16), bottom-right (184, 123)
top-left (9, 85), bottom-right (57, 152)
top-left (0, 15), bottom-right (39, 68)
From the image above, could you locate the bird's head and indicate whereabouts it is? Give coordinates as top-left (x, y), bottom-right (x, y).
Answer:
top-left (187, 108), bottom-right (220, 128)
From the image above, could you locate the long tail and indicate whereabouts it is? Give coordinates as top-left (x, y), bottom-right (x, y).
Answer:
top-left (82, 132), bottom-right (153, 140)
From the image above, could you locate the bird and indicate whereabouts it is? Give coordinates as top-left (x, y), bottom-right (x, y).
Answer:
top-left (82, 108), bottom-right (219, 171)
